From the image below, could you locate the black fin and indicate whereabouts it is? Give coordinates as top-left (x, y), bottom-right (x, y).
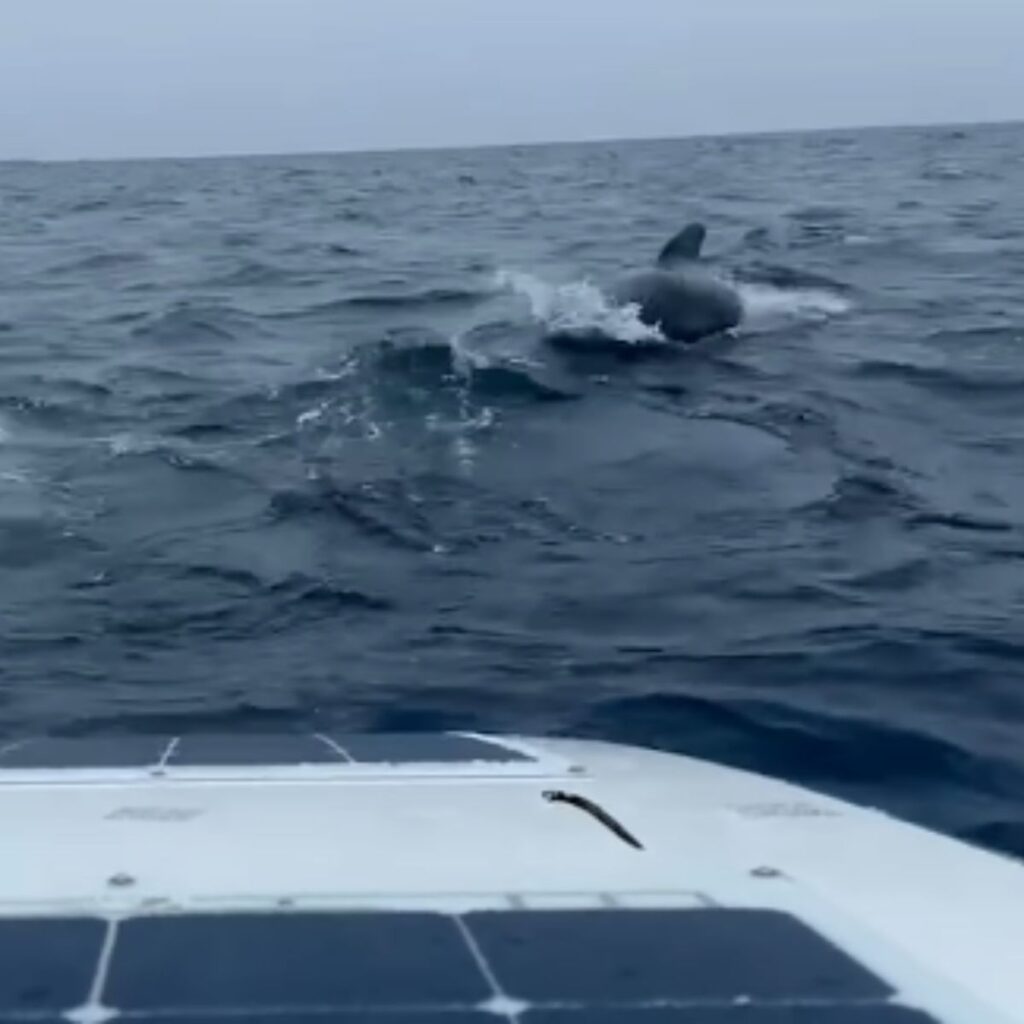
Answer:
top-left (656, 222), bottom-right (707, 267)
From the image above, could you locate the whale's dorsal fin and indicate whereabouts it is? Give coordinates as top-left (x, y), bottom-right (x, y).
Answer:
top-left (657, 222), bottom-right (706, 267)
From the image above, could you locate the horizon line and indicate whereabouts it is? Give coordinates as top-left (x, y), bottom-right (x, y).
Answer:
top-left (2, 114), bottom-right (1021, 167)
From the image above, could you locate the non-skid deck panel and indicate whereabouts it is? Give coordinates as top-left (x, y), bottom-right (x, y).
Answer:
top-left (106, 913), bottom-right (489, 1008)
top-left (58, 1016), bottom-right (936, 1024)
top-left (0, 909), bottom-right (940, 1023)
top-left (0, 917), bottom-right (104, 1011)
top-left (0, 1015), bottom-right (939, 1024)
top-left (166, 734), bottom-right (338, 767)
top-left (0, 732), bottom-right (530, 769)
top-left (465, 908), bottom-right (893, 1002)
top-left (107, 1016), bottom-right (499, 1024)
top-left (522, 1010), bottom-right (940, 1023)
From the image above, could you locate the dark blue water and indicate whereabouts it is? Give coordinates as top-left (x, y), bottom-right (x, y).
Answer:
top-left (2, 123), bottom-right (1023, 855)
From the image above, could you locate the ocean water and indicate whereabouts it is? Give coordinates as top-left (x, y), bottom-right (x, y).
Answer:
top-left (1, 123), bottom-right (1023, 855)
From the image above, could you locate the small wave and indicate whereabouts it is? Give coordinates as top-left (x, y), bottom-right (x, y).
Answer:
top-left (808, 471), bottom-right (922, 521)
top-left (371, 334), bottom-right (463, 380)
top-left (344, 286), bottom-right (489, 310)
top-left (927, 326), bottom-right (1024, 347)
top-left (106, 433), bottom-right (231, 474)
top-left (104, 364), bottom-right (210, 402)
top-left (333, 206), bottom-right (377, 224)
top-left (496, 269), bottom-right (664, 344)
top-left (131, 303), bottom-right (257, 344)
top-left (273, 289), bottom-right (488, 321)
top-left (370, 331), bottom-right (577, 402)
top-left (788, 205), bottom-right (850, 224)
top-left (47, 251), bottom-right (146, 275)
top-left (0, 392), bottom-right (101, 432)
top-left (100, 310), bottom-right (151, 326)
top-left (222, 231), bottom-right (258, 248)
top-left (326, 243), bottom-right (361, 257)
top-left (908, 511), bottom-right (1013, 534)
top-left (268, 477), bottom-right (437, 553)
top-left (208, 260), bottom-right (308, 287)
top-left (170, 421), bottom-right (239, 441)
top-left (854, 360), bottom-right (1024, 397)
top-left (109, 572), bottom-right (390, 640)
top-left (67, 199), bottom-right (110, 214)
top-left (174, 563), bottom-right (392, 612)
top-left (8, 374), bottom-right (111, 403)
top-left (469, 363), bottom-right (576, 402)
top-left (739, 262), bottom-right (853, 294)
top-left (922, 163), bottom-right (966, 181)
top-left (0, 517), bottom-right (91, 569)
top-left (269, 573), bottom-right (393, 612)
top-left (741, 226), bottom-right (778, 251)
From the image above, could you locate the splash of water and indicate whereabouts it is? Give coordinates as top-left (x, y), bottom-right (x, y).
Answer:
top-left (736, 282), bottom-right (852, 328)
top-left (499, 268), bottom-right (849, 342)
top-left (496, 269), bottom-right (665, 344)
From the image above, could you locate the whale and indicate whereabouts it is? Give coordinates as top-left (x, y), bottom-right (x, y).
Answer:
top-left (611, 223), bottom-right (743, 343)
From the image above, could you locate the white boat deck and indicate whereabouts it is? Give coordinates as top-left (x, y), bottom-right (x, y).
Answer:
top-left (0, 733), bottom-right (1020, 1024)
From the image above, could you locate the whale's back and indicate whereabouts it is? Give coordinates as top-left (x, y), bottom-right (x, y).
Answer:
top-left (614, 268), bottom-right (742, 342)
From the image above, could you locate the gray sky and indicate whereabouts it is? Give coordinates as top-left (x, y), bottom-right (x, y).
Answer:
top-left (2, 0), bottom-right (1022, 160)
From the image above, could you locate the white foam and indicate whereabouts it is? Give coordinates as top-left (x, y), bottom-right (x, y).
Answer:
top-left (316, 359), bottom-right (359, 382)
top-left (449, 329), bottom-right (491, 375)
top-left (108, 433), bottom-right (157, 456)
top-left (296, 403), bottom-right (328, 427)
top-left (496, 269), bottom-right (665, 344)
top-left (736, 282), bottom-right (852, 329)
